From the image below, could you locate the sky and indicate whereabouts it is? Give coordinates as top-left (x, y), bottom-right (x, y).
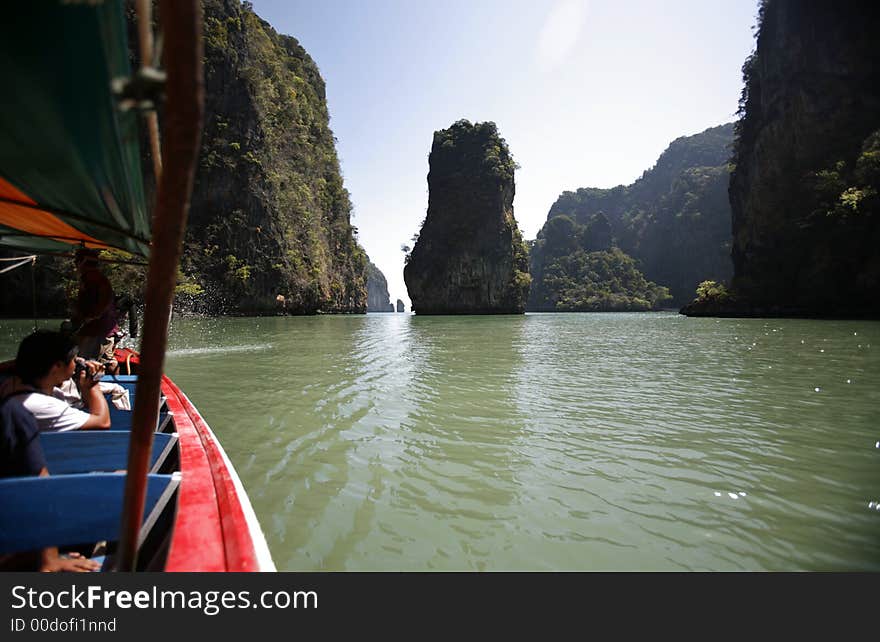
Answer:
top-left (249, 0), bottom-right (760, 308)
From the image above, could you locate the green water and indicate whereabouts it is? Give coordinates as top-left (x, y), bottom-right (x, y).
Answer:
top-left (2, 313), bottom-right (879, 570)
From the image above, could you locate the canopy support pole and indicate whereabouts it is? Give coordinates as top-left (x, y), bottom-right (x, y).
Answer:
top-left (137, 0), bottom-right (163, 183)
top-left (115, 0), bottom-right (203, 572)
top-left (30, 256), bottom-right (36, 332)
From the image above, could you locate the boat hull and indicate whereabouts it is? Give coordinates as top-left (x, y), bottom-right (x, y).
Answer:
top-left (119, 349), bottom-right (274, 571)
top-left (161, 375), bottom-right (274, 571)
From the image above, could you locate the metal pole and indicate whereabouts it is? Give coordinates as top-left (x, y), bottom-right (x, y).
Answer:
top-left (115, 0), bottom-right (203, 572)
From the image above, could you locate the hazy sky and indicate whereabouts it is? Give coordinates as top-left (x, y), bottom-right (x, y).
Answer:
top-left (249, 0), bottom-right (760, 307)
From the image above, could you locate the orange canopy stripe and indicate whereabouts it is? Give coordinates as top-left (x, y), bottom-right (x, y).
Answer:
top-left (0, 175), bottom-right (108, 248)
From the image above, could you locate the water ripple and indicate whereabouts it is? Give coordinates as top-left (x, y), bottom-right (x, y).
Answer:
top-left (8, 313), bottom-right (872, 571)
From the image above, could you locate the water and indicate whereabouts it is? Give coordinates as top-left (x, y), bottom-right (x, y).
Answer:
top-left (2, 313), bottom-right (878, 571)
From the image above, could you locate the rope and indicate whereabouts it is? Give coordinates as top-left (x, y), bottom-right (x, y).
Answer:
top-left (1, 249), bottom-right (147, 266)
top-left (68, 252), bottom-right (148, 267)
top-left (0, 255), bottom-right (35, 274)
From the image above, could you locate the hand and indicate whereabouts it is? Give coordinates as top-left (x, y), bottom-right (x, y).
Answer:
top-left (75, 366), bottom-right (89, 389)
top-left (41, 551), bottom-right (100, 573)
top-left (78, 360), bottom-right (104, 390)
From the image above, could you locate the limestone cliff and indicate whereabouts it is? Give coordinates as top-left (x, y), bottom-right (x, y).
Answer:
top-left (366, 261), bottom-right (393, 312)
top-left (396, 299), bottom-right (405, 313)
top-left (532, 124), bottom-right (734, 308)
top-left (180, 0), bottom-right (367, 314)
top-left (692, 0), bottom-right (880, 317)
top-left (403, 120), bottom-right (530, 314)
top-left (528, 215), bottom-right (672, 312)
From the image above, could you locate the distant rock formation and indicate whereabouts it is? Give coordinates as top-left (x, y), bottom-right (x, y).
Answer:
top-left (685, 0), bottom-right (880, 317)
top-left (403, 120), bottom-right (530, 314)
top-left (531, 123), bottom-right (734, 308)
top-left (366, 261), bottom-right (394, 312)
top-left (396, 299), bottom-right (405, 312)
top-left (528, 215), bottom-right (672, 312)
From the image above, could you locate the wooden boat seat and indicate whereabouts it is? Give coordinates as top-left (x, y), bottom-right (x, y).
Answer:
top-left (0, 472), bottom-right (180, 555)
top-left (41, 431), bottom-right (178, 475)
top-left (108, 375), bottom-right (139, 385)
top-left (103, 375), bottom-right (166, 402)
top-left (107, 409), bottom-right (173, 432)
top-left (105, 392), bottom-right (173, 431)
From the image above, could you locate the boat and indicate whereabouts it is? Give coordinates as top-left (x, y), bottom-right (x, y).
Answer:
top-left (0, 0), bottom-right (274, 571)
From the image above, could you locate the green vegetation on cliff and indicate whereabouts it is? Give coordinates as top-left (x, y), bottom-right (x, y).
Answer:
top-left (543, 248), bottom-right (672, 312)
top-left (181, 0), bottom-right (367, 314)
top-left (404, 120), bottom-right (530, 314)
top-left (529, 214), bottom-right (671, 312)
top-left (530, 124), bottom-right (733, 310)
top-left (720, 0), bottom-right (880, 317)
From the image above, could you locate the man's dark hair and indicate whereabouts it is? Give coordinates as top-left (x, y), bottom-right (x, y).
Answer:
top-left (15, 331), bottom-right (78, 385)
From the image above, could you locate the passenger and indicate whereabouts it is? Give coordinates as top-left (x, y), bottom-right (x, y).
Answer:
top-left (0, 331), bottom-right (110, 432)
top-left (57, 377), bottom-right (131, 412)
top-left (0, 389), bottom-right (46, 477)
top-left (0, 394), bottom-right (100, 572)
top-left (71, 248), bottom-right (118, 373)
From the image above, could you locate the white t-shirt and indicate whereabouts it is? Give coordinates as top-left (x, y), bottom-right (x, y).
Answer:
top-left (11, 388), bottom-right (91, 432)
top-left (58, 379), bottom-right (131, 411)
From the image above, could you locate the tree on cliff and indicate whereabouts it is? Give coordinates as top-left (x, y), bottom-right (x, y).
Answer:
top-left (178, 0), bottom-right (368, 315)
top-left (404, 120), bottom-right (530, 314)
top-left (531, 123), bottom-right (734, 309)
top-left (529, 213), bottom-right (671, 312)
top-left (582, 213), bottom-right (613, 252)
top-left (713, 0), bottom-right (880, 318)
top-left (543, 248), bottom-right (672, 312)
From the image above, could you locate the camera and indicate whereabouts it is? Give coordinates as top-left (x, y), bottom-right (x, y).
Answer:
top-left (74, 357), bottom-right (103, 383)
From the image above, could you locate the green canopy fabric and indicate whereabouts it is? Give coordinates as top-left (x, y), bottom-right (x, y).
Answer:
top-left (0, 0), bottom-right (150, 256)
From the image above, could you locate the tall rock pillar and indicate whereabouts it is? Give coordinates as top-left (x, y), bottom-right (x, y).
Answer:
top-left (403, 120), bottom-right (530, 314)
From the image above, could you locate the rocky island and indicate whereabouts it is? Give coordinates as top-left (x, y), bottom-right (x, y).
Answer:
top-left (529, 123), bottom-right (733, 311)
top-left (366, 261), bottom-right (394, 312)
top-left (403, 120), bottom-right (530, 314)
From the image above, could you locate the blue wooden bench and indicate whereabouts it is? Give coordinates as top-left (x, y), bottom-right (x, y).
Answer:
top-left (103, 377), bottom-right (141, 406)
top-left (41, 431), bottom-right (178, 474)
top-left (0, 472), bottom-right (180, 554)
top-left (106, 375), bottom-right (139, 385)
top-left (103, 375), bottom-right (172, 432)
top-left (106, 408), bottom-right (173, 432)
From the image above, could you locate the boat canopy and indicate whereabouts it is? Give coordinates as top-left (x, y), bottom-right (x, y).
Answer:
top-left (0, 1), bottom-right (150, 257)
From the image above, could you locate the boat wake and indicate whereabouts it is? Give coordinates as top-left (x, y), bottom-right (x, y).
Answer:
top-left (167, 344), bottom-right (272, 357)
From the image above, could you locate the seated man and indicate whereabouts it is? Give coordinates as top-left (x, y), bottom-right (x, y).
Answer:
top-left (57, 377), bottom-right (131, 412)
top-left (71, 248), bottom-right (119, 373)
top-left (0, 331), bottom-right (110, 432)
top-left (0, 393), bottom-right (100, 572)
